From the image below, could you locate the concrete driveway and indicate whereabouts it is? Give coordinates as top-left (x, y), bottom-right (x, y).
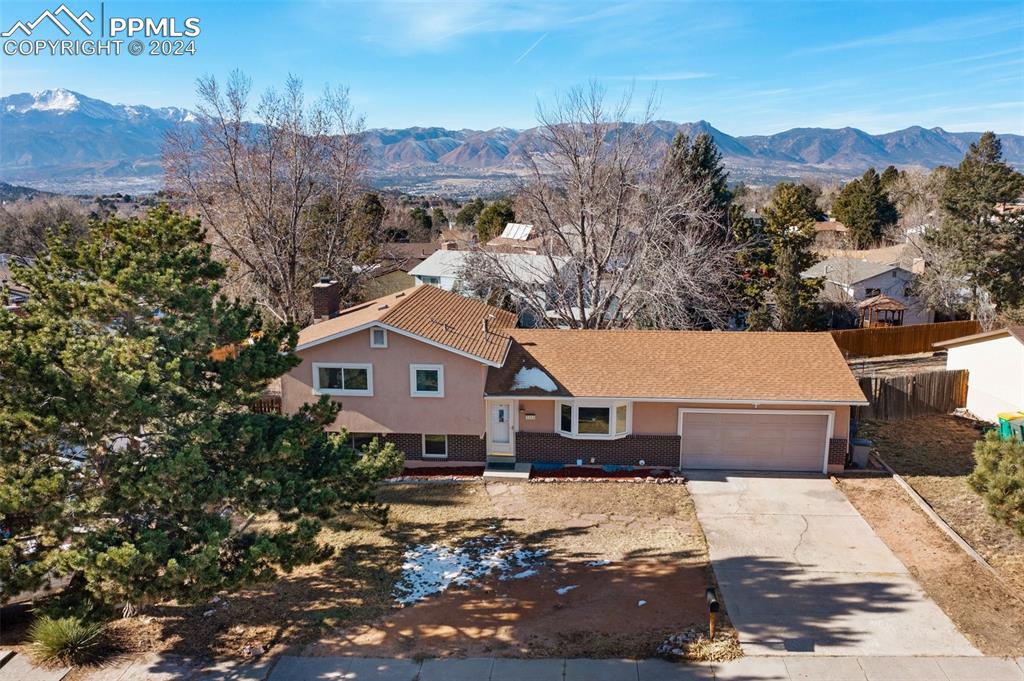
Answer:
top-left (686, 472), bottom-right (978, 656)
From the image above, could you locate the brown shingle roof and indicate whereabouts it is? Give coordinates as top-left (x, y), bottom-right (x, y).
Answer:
top-left (486, 329), bottom-right (867, 404)
top-left (296, 286), bottom-right (515, 365)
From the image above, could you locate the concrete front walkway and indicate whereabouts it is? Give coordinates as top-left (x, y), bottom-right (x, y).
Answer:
top-left (685, 472), bottom-right (978, 656)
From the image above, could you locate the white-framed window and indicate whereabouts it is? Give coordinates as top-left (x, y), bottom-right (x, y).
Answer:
top-left (422, 434), bottom-right (448, 458)
top-left (312, 362), bottom-right (373, 396)
top-left (556, 400), bottom-right (630, 439)
top-left (370, 327), bottom-right (388, 348)
top-left (418, 275), bottom-right (441, 285)
top-left (410, 364), bottom-right (444, 397)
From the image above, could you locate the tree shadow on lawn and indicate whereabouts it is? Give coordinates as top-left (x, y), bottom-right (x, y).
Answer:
top-left (708, 555), bottom-right (929, 655)
top-left (144, 510), bottom-right (599, 663)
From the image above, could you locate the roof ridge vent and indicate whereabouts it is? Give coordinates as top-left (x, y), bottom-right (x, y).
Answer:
top-left (378, 304), bottom-right (389, 311)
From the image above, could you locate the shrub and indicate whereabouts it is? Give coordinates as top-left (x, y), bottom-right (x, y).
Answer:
top-left (28, 615), bottom-right (106, 666)
top-left (968, 431), bottom-right (1024, 536)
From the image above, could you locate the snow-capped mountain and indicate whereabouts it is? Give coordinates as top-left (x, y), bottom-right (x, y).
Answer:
top-left (3, 89), bottom-right (197, 123)
top-left (2, 89), bottom-right (1022, 195)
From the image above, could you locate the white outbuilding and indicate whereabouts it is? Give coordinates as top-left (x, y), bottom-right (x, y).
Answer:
top-left (935, 326), bottom-right (1024, 422)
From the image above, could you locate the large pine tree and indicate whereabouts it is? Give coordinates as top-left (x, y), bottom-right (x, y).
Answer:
top-left (832, 168), bottom-right (898, 248)
top-left (928, 133), bottom-right (1024, 316)
top-left (0, 207), bottom-right (402, 616)
top-left (738, 183), bottom-right (823, 331)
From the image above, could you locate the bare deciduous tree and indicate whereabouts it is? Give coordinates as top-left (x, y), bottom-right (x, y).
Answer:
top-left (164, 70), bottom-right (375, 323)
top-left (0, 195), bottom-right (90, 256)
top-left (461, 83), bottom-right (736, 330)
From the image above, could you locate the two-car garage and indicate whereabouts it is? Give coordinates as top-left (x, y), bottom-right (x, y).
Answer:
top-left (678, 409), bottom-right (833, 473)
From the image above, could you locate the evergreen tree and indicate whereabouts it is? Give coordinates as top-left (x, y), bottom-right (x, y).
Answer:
top-left (431, 207), bottom-right (448, 230)
top-left (832, 168), bottom-right (898, 248)
top-left (968, 432), bottom-right (1024, 537)
top-left (664, 132), bottom-right (732, 222)
top-left (409, 206), bottom-right (432, 234)
top-left (455, 198), bottom-right (486, 228)
top-left (742, 183), bottom-right (823, 330)
top-left (928, 132), bottom-right (1024, 315)
top-left (475, 199), bottom-right (515, 242)
top-left (0, 208), bottom-right (402, 615)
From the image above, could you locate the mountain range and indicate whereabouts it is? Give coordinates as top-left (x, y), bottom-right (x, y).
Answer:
top-left (2, 89), bottom-right (1022, 196)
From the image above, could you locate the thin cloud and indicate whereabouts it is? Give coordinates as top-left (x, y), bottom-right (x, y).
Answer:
top-left (607, 72), bottom-right (712, 82)
top-left (793, 8), bottom-right (1024, 56)
top-left (514, 32), bottom-right (548, 64)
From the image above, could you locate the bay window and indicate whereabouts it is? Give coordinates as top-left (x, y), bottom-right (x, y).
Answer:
top-left (556, 400), bottom-right (630, 439)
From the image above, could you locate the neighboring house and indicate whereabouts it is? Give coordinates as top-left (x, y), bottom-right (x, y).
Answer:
top-left (408, 249), bottom-right (570, 296)
top-left (357, 242), bottom-right (441, 301)
top-left (935, 326), bottom-right (1024, 422)
top-left (803, 256), bottom-right (934, 327)
top-left (0, 253), bottom-right (31, 310)
top-left (486, 222), bottom-right (544, 253)
top-left (812, 220), bottom-right (849, 249)
top-left (282, 284), bottom-right (867, 474)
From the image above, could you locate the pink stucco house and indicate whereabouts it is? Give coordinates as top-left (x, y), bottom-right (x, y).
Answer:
top-left (281, 282), bottom-right (868, 474)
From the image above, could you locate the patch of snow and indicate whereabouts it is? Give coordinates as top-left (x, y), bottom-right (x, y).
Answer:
top-left (511, 366), bottom-right (558, 392)
top-left (555, 585), bottom-right (578, 595)
top-left (393, 539), bottom-right (546, 605)
top-left (637, 600), bottom-right (647, 607)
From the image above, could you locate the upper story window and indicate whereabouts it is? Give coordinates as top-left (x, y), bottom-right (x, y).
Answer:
top-left (410, 364), bottom-right (445, 397)
top-left (865, 287), bottom-right (881, 298)
top-left (557, 400), bottom-right (630, 439)
top-left (418, 275), bottom-right (441, 285)
top-left (370, 327), bottom-right (388, 348)
top-left (313, 362), bottom-right (373, 396)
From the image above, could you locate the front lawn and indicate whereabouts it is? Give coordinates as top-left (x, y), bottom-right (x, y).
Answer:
top-left (858, 415), bottom-right (1024, 594)
top-left (20, 480), bottom-right (724, 663)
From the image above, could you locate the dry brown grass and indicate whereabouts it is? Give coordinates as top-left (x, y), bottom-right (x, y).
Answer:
top-left (120, 480), bottom-right (719, 661)
top-left (859, 415), bottom-right (1024, 594)
top-left (684, 633), bottom-right (742, 663)
top-left (840, 476), bottom-right (1024, 656)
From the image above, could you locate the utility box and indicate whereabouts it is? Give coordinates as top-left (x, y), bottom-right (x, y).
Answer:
top-left (850, 438), bottom-right (872, 468)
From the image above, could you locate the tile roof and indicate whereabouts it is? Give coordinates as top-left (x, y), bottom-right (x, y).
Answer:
top-left (296, 285), bottom-right (515, 365)
top-left (486, 329), bottom-right (867, 404)
top-left (933, 325), bottom-right (1024, 348)
top-left (802, 256), bottom-right (901, 285)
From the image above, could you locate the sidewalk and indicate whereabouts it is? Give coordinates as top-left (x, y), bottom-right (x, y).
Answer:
top-left (23, 652), bottom-right (1023, 681)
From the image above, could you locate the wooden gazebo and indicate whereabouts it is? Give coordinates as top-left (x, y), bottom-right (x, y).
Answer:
top-left (857, 295), bottom-right (906, 328)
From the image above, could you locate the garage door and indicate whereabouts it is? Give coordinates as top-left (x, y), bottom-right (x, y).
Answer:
top-left (680, 411), bottom-right (829, 472)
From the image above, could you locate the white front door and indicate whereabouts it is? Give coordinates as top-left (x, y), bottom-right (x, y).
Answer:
top-left (488, 402), bottom-right (514, 456)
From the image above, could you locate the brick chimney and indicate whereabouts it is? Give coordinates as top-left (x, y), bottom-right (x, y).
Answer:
top-left (312, 277), bottom-right (341, 322)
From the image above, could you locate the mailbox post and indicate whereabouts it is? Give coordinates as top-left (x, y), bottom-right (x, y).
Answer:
top-left (705, 587), bottom-right (720, 638)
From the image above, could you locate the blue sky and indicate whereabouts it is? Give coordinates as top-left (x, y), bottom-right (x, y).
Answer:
top-left (2, 0), bottom-right (1023, 134)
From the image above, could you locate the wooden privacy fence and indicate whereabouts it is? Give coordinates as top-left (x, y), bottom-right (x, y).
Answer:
top-left (831, 320), bottom-right (981, 358)
top-left (252, 391), bottom-right (282, 414)
top-left (854, 369), bottom-right (968, 421)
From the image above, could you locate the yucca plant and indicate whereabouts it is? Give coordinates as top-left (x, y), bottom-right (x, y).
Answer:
top-left (28, 615), bottom-right (106, 666)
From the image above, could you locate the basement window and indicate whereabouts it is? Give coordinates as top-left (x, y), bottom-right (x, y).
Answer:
top-left (423, 434), bottom-right (448, 458)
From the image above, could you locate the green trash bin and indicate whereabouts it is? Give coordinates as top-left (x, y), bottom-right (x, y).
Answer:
top-left (997, 412), bottom-right (1024, 442)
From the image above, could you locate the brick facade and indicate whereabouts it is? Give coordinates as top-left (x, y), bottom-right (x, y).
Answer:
top-left (828, 438), bottom-right (849, 467)
top-left (379, 433), bottom-right (486, 462)
top-left (514, 432), bottom-right (681, 468)
top-left (312, 279), bottom-right (341, 321)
